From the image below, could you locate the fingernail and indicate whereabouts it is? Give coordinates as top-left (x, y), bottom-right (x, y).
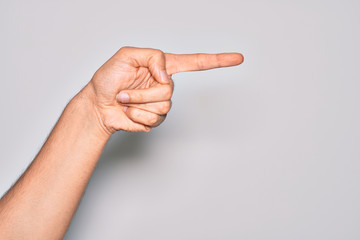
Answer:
top-left (123, 106), bottom-right (128, 112)
top-left (160, 70), bottom-right (169, 83)
top-left (117, 92), bottom-right (129, 103)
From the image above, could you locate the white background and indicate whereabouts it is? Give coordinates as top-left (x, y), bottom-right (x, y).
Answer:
top-left (1, 0), bottom-right (359, 239)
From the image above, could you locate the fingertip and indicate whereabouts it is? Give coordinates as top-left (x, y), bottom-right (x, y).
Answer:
top-left (236, 53), bottom-right (244, 65)
top-left (225, 53), bottom-right (244, 66)
top-left (116, 92), bottom-right (130, 103)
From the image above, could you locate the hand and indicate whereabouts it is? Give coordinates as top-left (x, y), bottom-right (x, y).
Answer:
top-left (83, 46), bottom-right (243, 134)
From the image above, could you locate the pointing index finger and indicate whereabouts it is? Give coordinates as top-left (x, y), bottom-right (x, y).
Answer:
top-left (165, 52), bottom-right (244, 75)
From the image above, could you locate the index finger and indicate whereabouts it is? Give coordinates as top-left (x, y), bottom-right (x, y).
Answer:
top-left (165, 52), bottom-right (244, 75)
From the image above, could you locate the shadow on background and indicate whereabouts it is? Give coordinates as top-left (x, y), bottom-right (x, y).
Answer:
top-left (100, 131), bottom-right (149, 162)
top-left (89, 130), bottom-right (154, 181)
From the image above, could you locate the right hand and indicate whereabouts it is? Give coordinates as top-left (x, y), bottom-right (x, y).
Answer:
top-left (82, 47), bottom-right (243, 134)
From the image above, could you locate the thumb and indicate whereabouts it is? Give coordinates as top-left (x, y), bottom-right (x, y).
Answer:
top-left (147, 50), bottom-right (170, 84)
top-left (119, 47), bottom-right (170, 84)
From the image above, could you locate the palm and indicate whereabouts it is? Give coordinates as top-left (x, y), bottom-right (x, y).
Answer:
top-left (93, 64), bottom-right (157, 104)
top-left (91, 61), bottom-right (166, 132)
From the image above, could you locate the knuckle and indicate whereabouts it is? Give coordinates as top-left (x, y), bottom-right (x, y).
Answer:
top-left (153, 49), bottom-right (164, 56)
top-left (148, 114), bottom-right (160, 126)
top-left (119, 46), bottom-right (131, 52)
top-left (151, 49), bottom-right (165, 61)
top-left (159, 101), bottom-right (172, 114)
top-left (163, 85), bottom-right (173, 100)
top-left (196, 54), bottom-right (206, 69)
top-left (92, 69), bottom-right (102, 80)
top-left (169, 78), bottom-right (175, 88)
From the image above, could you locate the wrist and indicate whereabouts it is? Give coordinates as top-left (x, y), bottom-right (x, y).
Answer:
top-left (71, 84), bottom-right (113, 140)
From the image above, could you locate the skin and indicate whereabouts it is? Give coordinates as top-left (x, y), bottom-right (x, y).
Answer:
top-left (0, 47), bottom-right (243, 239)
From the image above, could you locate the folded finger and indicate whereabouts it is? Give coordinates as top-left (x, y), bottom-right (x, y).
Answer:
top-left (118, 46), bottom-right (170, 84)
top-left (124, 101), bottom-right (172, 115)
top-left (117, 84), bottom-right (173, 104)
top-left (125, 107), bottom-right (166, 128)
